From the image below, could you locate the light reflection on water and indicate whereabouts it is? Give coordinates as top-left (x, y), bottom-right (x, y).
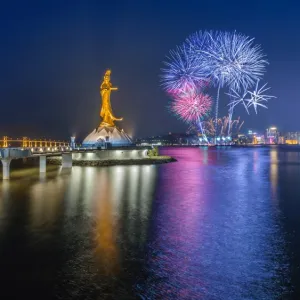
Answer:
top-left (141, 147), bottom-right (293, 299)
top-left (0, 147), bottom-right (299, 299)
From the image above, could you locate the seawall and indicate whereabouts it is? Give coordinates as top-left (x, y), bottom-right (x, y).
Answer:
top-left (47, 156), bottom-right (176, 166)
top-left (47, 148), bottom-right (176, 166)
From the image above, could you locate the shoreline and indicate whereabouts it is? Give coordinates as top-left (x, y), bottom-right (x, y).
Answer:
top-left (47, 156), bottom-right (176, 167)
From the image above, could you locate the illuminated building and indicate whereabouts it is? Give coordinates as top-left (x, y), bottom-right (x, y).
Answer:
top-left (266, 127), bottom-right (279, 144)
top-left (83, 70), bottom-right (132, 147)
top-left (285, 139), bottom-right (297, 145)
top-left (255, 135), bottom-right (265, 144)
top-left (247, 130), bottom-right (257, 144)
top-left (245, 130), bottom-right (265, 145)
top-left (136, 133), bottom-right (198, 146)
top-left (285, 132), bottom-right (300, 144)
top-left (70, 136), bottom-right (76, 149)
top-left (234, 134), bottom-right (249, 145)
top-left (278, 136), bottom-right (285, 144)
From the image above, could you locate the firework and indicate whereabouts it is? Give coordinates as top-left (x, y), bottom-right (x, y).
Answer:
top-left (227, 81), bottom-right (275, 114)
top-left (201, 116), bottom-right (244, 137)
top-left (161, 44), bottom-right (209, 93)
top-left (170, 88), bottom-right (212, 142)
top-left (208, 31), bottom-right (267, 90)
top-left (226, 88), bottom-right (250, 114)
top-left (186, 30), bottom-right (268, 90)
top-left (170, 88), bottom-right (212, 123)
top-left (185, 30), bottom-right (268, 133)
top-left (162, 30), bottom-right (272, 143)
top-left (247, 81), bottom-right (275, 113)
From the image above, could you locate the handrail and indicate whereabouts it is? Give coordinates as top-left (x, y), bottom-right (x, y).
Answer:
top-left (0, 136), bottom-right (70, 148)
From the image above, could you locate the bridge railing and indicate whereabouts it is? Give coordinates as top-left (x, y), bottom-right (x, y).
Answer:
top-left (30, 146), bottom-right (72, 154)
top-left (0, 136), bottom-right (70, 148)
top-left (30, 147), bottom-right (72, 154)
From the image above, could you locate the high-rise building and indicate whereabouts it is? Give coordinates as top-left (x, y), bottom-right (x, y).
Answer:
top-left (266, 127), bottom-right (279, 144)
top-left (256, 135), bottom-right (265, 144)
top-left (285, 132), bottom-right (300, 144)
top-left (246, 129), bottom-right (266, 144)
top-left (278, 136), bottom-right (285, 144)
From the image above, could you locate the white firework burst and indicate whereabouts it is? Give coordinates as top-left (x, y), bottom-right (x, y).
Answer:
top-left (206, 31), bottom-right (268, 90)
top-left (227, 88), bottom-right (250, 114)
top-left (185, 30), bottom-right (268, 131)
top-left (247, 81), bottom-right (275, 113)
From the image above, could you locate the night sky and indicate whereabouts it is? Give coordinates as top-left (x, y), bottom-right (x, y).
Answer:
top-left (0, 0), bottom-right (298, 140)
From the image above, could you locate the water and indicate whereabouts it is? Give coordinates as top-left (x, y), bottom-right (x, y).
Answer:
top-left (0, 147), bottom-right (299, 299)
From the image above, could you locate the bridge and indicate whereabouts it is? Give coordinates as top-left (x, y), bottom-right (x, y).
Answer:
top-left (0, 137), bottom-right (150, 180)
top-left (0, 136), bottom-right (70, 148)
top-left (0, 136), bottom-right (75, 179)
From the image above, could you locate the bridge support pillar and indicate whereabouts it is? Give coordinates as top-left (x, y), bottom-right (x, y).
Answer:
top-left (1, 159), bottom-right (12, 180)
top-left (62, 153), bottom-right (72, 168)
top-left (39, 155), bottom-right (46, 173)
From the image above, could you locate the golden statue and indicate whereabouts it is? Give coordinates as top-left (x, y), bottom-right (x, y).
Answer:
top-left (100, 69), bottom-right (123, 127)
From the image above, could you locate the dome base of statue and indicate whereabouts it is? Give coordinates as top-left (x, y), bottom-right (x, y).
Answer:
top-left (82, 126), bottom-right (133, 147)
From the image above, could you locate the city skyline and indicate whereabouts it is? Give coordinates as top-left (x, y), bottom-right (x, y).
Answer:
top-left (1, 1), bottom-right (300, 139)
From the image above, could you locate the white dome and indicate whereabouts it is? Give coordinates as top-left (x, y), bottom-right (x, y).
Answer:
top-left (82, 126), bottom-right (132, 147)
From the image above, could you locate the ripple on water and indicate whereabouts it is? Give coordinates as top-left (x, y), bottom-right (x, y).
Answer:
top-left (0, 147), bottom-right (298, 299)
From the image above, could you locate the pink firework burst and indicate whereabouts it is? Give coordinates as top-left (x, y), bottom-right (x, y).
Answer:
top-left (166, 80), bottom-right (209, 98)
top-left (171, 90), bottom-right (212, 123)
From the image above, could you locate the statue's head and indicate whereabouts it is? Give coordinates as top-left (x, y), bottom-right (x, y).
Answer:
top-left (103, 69), bottom-right (111, 83)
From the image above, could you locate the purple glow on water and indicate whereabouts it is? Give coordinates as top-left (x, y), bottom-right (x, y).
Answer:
top-left (0, 147), bottom-right (298, 299)
top-left (137, 147), bottom-right (292, 299)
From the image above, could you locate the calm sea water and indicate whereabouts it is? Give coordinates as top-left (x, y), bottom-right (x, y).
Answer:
top-left (0, 146), bottom-right (300, 299)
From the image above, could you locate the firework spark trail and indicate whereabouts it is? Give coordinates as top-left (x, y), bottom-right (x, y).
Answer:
top-left (227, 88), bottom-right (250, 113)
top-left (202, 116), bottom-right (244, 137)
top-left (185, 30), bottom-right (267, 139)
top-left (224, 33), bottom-right (266, 131)
top-left (186, 31), bottom-right (223, 135)
top-left (226, 87), bottom-right (249, 134)
top-left (197, 116), bottom-right (209, 143)
top-left (170, 89), bottom-right (212, 123)
top-left (170, 88), bottom-right (212, 141)
top-left (247, 81), bottom-right (276, 113)
top-left (161, 45), bottom-right (209, 93)
top-left (203, 31), bottom-right (267, 90)
top-left (190, 32), bottom-right (261, 88)
top-left (210, 31), bottom-right (267, 135)
top-left (161, 30), bottom-right (272, 142)
top-left (227, 80), bottom-right (275, 114)
top-left (238, 120), bottom-right (244, 132)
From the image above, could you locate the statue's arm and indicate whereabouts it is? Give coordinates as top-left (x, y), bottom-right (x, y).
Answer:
top-left (111, 87), bottom-right (118, 91)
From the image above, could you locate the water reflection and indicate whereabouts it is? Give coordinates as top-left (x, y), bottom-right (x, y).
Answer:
top-left (94, 171), bottom-right (119, 276)
top-left (270, 149), bottom-right (279, 199)
top-left (141, 148), bottom-right (208, 299)
top-left (0, 181), bottom-right (10, 235)
top-left (140, 147), bottom-right (291, 299)
top-left (0, 147), bottom-right (299, 299)
top-left (30, 176), bottom-right (66, 229)
top-left (55, 165), bottom-right (157, 299)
